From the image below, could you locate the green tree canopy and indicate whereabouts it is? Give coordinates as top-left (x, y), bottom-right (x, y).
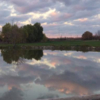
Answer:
top-left (41, 33), bottom-right (48, 42)
top-left (2, 23), bottom-right (26, 43)
top-left (22, 22), bottom-right (44, 43)
top-left (2, 23), bottom-right (12, 34)
top-left (34, 23), bottom-right (43, 42)
top-left (1, 22), bottom-right (46, 43)
top-left (82, 31), bottom-right (93, 40)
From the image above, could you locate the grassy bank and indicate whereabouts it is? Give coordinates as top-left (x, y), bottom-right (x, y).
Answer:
top-left (17, 40), bottom-right (100, 47)
top-left (0, 40), bottom-right (100, 47)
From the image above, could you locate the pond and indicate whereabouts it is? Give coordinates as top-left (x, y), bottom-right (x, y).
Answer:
top-left (0, 49), bottom-right (100, 100)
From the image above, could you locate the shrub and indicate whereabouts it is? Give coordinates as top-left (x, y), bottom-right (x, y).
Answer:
top-left (82, 31), bottom-right (93, 40)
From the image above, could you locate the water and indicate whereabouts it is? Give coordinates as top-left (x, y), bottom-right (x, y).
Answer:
top-left (0, 49), bottom-right (100, 100)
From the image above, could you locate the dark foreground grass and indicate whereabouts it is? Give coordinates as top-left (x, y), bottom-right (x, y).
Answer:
top-left (0, 40), bottom-right (100, 47)
top-left (18, 40), bottom-right (100, 47)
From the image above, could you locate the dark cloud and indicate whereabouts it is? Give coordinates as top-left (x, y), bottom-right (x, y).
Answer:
top-left (0, 10), bottom-right (11, 18)
top-left (0, 88), bottom-right (23, 100)
top-left (0, 15), bottom-right (32, 25)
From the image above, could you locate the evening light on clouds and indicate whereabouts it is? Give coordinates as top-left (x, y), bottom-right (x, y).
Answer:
top-left (0, 0), bottom-right (100, 37)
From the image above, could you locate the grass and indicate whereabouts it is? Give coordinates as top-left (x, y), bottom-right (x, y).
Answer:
top-left (0, 40), bottom-right (100, 47)
top-left (18, 40), bottom-right (100, 47)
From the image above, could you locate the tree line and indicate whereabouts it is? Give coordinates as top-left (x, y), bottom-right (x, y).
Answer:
top-left (0, 22), bottom-right (48, 43)
top-left (48, 30), bottom-right (100, 41)
top-left (82, 30), bottom-right (100, 40)
top-left (0, 22), bottom-right (100, 42)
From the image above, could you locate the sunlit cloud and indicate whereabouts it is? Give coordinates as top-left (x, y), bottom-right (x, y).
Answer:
top-left (75, 18), bottom-right (88, 22)
top-left (64, 22), bottom-right (74, 26)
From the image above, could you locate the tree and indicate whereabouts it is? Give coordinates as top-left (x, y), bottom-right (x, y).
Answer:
top-left (1, 22), bottom-right (45, 43)
top-left (0, 35), bottom-right (2, 42)
top-left (94, 30), bottom-right (100, 40)
top-left (96, 30), bottom-right (100, 36)
top-left (2, 23), bottom-right (12, 43)
top-left (22, 23), bottom-right (44, 43)
top-left (82, 31), bottom-right (93, 40)
top-left (22, 24), bottom-right (37, 43)
top-left (2, 23), bottom-right (26, 43)
top-left (2, 23), bottom-right (12, 34)
top-left (34, 22), bottom-right (44, 42)
top-left (41, 33), bottom-right (48, 42)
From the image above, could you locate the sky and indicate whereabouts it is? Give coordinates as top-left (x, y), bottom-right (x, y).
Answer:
top-left (0, 0), bottom-right (100, 38)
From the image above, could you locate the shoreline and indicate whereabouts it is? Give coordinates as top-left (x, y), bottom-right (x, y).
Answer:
top-left (0, 45), bottom-right (100, 52)
top-left (43, 94), bottom-right (100, 100)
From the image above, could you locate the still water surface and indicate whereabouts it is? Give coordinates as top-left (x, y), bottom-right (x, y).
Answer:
top-left (0, 49), bottom-right (100, 100)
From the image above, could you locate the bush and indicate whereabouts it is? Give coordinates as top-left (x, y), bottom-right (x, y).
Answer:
top-left (82, 31), bottom-right (93, 40)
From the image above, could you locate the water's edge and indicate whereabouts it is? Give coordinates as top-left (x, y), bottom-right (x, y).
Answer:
top-left (39, 94), bottom-right (100, 100)
top-left (1, 45), bottom-right (100, 51)
top-left (13, 46), bottom-right (100, 52)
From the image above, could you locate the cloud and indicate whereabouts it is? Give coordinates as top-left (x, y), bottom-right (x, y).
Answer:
top-left (0, 87), bottom-right (23, 100)
top-left (0, 0), bottom-right (100, 37)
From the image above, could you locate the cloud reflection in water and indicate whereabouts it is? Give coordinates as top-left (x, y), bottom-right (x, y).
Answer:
top-left (0, 50), bottom-right (100, 99)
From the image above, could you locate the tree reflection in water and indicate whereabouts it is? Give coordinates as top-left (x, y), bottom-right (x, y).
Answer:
top-left (1, 49), bottom-right (43, 64)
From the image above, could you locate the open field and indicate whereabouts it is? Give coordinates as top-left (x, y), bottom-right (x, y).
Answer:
top-left (20, 40), bottom-right (100, 47)
top-left (0, 40), bottom-right (100, 47)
